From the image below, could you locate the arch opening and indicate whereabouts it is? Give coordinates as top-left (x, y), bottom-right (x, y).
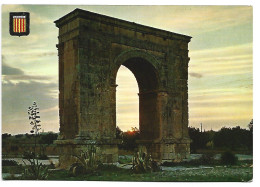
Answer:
top-left (116, 66), bottom-right (139, 132)
top-left (115, 57), bottom-right (161, 142)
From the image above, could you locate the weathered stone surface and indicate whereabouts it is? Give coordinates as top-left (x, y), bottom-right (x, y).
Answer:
top-left (55, 8), bottom-right (191, 167)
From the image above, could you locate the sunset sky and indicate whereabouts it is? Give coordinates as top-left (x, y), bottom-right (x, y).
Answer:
top-left (1, 5), bottom-right (253, 134)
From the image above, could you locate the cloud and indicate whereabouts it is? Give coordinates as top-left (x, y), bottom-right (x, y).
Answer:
top-left (158, 6), bottom-right (252, 35)
top-left (1, 60), bottom-right (54, 83)
top-left (2, 5), bottom-right (24, 13)
top-left (30, 12), bottom-right (53, 25)
top-left (189, 43), bottom-right (252, 77)
top-left (2, 5), bottom-right (52, 24)
top-left (2, 60), bottom-right (24, 75)
top-left (2, 80), bottom-right (58, 134)
top-left (3, 51), bottom-right (57, 58)
top-left (190, 43), bottom-right (252, 60)
top-left (35, 52), bottom-right (57, 57)
top-left (189, 72), bottom-right (203, 78)
top-left (3, 75), bottom-right (53, 82)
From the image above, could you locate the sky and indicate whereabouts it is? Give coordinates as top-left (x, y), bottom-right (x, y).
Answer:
top-left (1, 5), bottom-right (253, 134)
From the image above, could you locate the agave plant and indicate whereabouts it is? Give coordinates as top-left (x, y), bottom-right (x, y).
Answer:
top-left (70, 145), bottom-right (101, 176)
top-left (22, 159), bottom-right (49, 180)
top-left (132, 148), bottom-right (161, 173)
top-left (21, 101), bottom-right (49, 180)
top-left (28, 101), bottom-right (41, 154)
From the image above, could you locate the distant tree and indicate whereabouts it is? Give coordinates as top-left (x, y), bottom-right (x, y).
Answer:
top-left (39, 132), bottom-right (58, 145)
top-left (188, 127), bottom-right (210, 153)
top-left (248, 119), bottom-right (253, 153)
top-left (116, 126), bottom-right (123, 139)
top-left (248, 119), bottom-right (253, 132)
top-left (25, 133), bottom-right (33, 139)
top-left (119, 127), bottom-right (140, 151)
top-left (15, 134), bottom-right (23, 138)
top-left (213, 126), bottom-right (252, 152)
top-left (10, 145), bottom-right (19, 152)
top-left (2, 133), bottom-right (11, 139)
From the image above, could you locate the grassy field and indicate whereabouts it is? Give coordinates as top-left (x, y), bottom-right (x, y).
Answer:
top-left (45, 165), bottom-right (253, 182)
top-left (3, 162), bottom-right (253, 182)
top-left (2, 153), bottom-right (253, 181)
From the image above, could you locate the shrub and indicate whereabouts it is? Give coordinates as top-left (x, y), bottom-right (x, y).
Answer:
top-left (132, 148), bottom-right (160, 173)
top-left (22, 160), bottom-right (49, 180)
top-left (39, 133), bottom-right (58, 145)
top-left (23, 151), bottom-right (35, 159)
top-left (10, 145), bottom-right (19, 152)
top-left (38, 154), bottom-right (49, 160)
top-left (119, 127), bottom-right (140, 151)
top-left (70, 145), bottom-right (101, 176)
top-left (2, 159), bottom-right (19, 166)
top-left (221, 151), bottom-right (238, 165)
top-left (199, 153), bottom-right (215, 165)
top-left (2, 133), bottom-right (11, 139)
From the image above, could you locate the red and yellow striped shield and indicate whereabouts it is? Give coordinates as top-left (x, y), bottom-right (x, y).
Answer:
top-left (13, 16), bottom-right (26, 33)
top-left (10, 12), bottom-right (30, 36)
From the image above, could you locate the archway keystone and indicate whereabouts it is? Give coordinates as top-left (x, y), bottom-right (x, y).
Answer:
top-left (55, 8), bottom-right (191, 168)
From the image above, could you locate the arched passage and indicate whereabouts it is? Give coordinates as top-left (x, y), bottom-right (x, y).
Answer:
top-left (113, 51), bottom-right (162, 141)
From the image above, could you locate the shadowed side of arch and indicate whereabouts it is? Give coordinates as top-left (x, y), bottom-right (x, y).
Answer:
top-left (112, 49), bottom-right (161, 91)
top-left (122, 57), bottom-right (159, 93)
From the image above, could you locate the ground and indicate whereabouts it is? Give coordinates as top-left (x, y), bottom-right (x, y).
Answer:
top-left (45, 165), bottom-right (252, 182)
top-left (2, 154), bottom-right (253, 181)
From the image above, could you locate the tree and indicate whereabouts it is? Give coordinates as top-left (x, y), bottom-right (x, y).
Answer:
top-left (248, 119), bottom-right (253, 132)
top-left (2, 133), bottom-right (11, 139)
top-left (213, 126), bottom-right (252, 152)
top-left (116, 126), bottom-right (123, 139)
top-left (188, 127), bottom-right (210, 153)
top-left (39, 132), bottom-right (58, 145)
top-left (248, 119), bottom-right (253, 153)
top-left (119, 127), bottom-right (140, 151)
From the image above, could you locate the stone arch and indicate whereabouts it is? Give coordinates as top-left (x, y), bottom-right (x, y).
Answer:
top-left (54, 8), bottom-right (191, 167)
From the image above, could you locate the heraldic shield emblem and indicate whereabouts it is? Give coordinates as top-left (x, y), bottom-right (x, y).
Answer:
top-left (9, 12), bottom-right (30, 36)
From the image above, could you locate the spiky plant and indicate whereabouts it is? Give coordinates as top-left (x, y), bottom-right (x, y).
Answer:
top-left (22, 101), bottom-right (49, 180)
top-left (70, 145), bottom-right (101, 176)
top-left (28, 101), bottom-right (41, 154)
top-left (132, 148), bottom-right (160, 173)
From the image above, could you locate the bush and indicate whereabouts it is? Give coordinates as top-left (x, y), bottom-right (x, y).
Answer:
top-left (199, 153), bottom-right (215, 165)
top-left (221, 151), bottom-right (238, 165)
top-left (2, 159), bottom-right (19, 166)
top-left (132, 149), bottom-right (161, 173)
top-left (2, 133), bottom-right (11, 139)
top-left (119, 128), bottom-right (140, 151)
top-left (23, 151), bottom-right (35, 159)
top-left (39, 133), bottom-right (58, 145)
top-left (38, 154), bottom-right (49, 160)
top-left (10, 145), bottom-right (19, 152)
top-left (70, 145), bottom-right (102, 176)
top-left (22, 162), bottom-right (49, 180)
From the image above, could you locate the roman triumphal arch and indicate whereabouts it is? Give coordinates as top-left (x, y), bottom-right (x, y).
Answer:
top-left (55, 9), bottom-right (191, 168)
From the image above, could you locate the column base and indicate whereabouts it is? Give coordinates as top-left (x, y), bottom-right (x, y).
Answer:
top-left (137, 139), bottom-right (190, 163)
top-left (55, 139), bottom-right (120, 169)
